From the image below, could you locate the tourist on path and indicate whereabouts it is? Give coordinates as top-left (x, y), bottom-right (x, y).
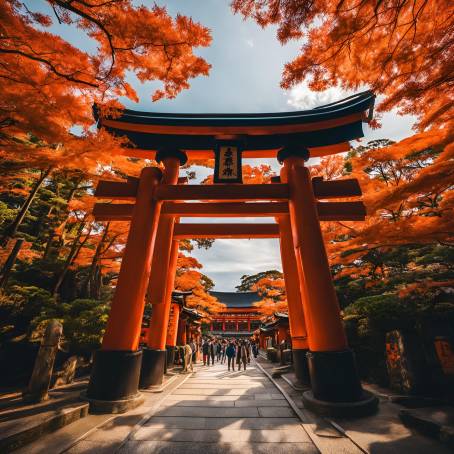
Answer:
top-left (190, 338), bottom-right (197, 363)
top-left (236, 340), bottom-right (248, 371)
top-left (209, 339), bottom-right (215, 365)
top-left (183, 343), bottom-right (193, 372)
top-left (216, 341), bottom-right (222, 362)
top-left (252, 341), bottom-right (258, 358)
top-left (202, 338), bottom-right (210, 365)
top-left (220, 341), bottom-right (227, 364)
top-left (226, 341), bottom-right (236, 371)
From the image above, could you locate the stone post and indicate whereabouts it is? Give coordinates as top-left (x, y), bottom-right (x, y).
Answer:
top-left (23, 320), bottom-right (63, 402)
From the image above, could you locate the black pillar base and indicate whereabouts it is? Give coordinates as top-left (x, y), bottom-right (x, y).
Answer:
top-left (166, 345), bottom-right (176, 370)
top-left (303, 349), bottom-right (378, 417)
top-left (139, 348), bottom-right (166, 388)
top-left (85, 350), bottom-right (144, 413)
top-left (292, 349), bottom-right (311, 387)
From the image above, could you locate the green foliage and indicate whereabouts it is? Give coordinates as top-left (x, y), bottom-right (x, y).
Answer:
top-left (200, 273), bottom-right (215, 291)
top-left (0, 285), bottom-right (55, 341)
top-left (31, 299), bottom-right (110, 353)
top-left (344, 293), bottom-right (418, 331)
top-left (0, 201), bottom-right (16, 227)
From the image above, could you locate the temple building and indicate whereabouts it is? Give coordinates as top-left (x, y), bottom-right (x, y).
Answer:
top-left (208, 291), bottom-right (262, 337)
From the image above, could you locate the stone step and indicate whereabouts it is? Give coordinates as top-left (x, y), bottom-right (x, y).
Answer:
top-left (399, 406), bottom-right (454, 450)
top-left (0, 400), bottom-right (88, 452)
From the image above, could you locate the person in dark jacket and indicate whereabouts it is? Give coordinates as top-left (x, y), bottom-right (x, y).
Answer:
top-left (209, 339), bottom-right (215, 365)
top-left (220, 341), bottom-right (227, 364)
top-left (236, 340), bottom-right (248, 371)
top-left (226, 341), bottom-right (236, 371)
top-left (202, 339), bottom-right (210, 365)
top-left (216, 341), bottom-right (222, 362)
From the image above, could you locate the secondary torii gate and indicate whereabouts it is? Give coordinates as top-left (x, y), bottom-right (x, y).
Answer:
top-left (86, 91), bottom-right (378, 416)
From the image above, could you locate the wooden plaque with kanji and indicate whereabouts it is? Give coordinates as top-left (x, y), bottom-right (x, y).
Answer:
top-left (214, 143), bottom-right (242, 183)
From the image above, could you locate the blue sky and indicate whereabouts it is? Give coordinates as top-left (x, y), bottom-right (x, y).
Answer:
top-left (31, 0), bottom-right (416, 290)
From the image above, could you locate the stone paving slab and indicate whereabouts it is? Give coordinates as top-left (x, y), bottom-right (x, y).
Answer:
top-left (234, 399), bottom-right (289, 407)
top-left (160, 400), bottom-right (236, 407)
top-left (131, 426), bottom-right (312, 442)
top-left (188, 378), bottom-right (269, 382)
top-left (164, 395), bottom-right (248, 401)
top-left (160, 398), bottom-right (290, 408)
top-left (143, 416), bottom-right (302, 430)
top-left (258, 407), bottom-right (296, 418)
top-left (179, 383), bottom-right (271, 389)
top-left (117, 440), bottom-right (319, 454)
top-left (153, 406), bottom-right (260, 418)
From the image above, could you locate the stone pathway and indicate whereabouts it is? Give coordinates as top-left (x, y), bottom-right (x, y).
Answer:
top-left (116, 360), bottom-right (318, 453)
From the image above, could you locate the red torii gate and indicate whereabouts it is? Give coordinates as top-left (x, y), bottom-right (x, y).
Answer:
top-left (86, 91), bottom-right (378, 416)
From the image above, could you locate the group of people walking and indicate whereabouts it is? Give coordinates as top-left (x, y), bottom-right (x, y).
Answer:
top-left (201, 337), bottom-right (259, 371)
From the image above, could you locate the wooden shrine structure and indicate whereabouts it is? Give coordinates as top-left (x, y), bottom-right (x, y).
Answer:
top-left (259, 312), bottom-right (291, 349)
top-left (86, 91), bottom-right (378, 416)
top-left (208, 291), bottom-right (262, 336)
top-left (139, 290), bottom-right (202, 370)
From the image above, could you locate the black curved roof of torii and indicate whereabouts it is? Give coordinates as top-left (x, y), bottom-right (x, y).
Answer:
top-left (210, 291), bottom-right (261, 308)
top-left (93, 91), bottom-right (375, 157)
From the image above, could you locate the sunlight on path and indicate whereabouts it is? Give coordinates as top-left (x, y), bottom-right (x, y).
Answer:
top-left (119, 359), bottom-right (317, 453)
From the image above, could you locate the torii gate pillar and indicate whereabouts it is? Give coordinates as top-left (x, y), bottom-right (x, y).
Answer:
top-left (140, 150), bottom-right (186, 388)
top-left (278, 215), bottom-right (310, 386)
top-left (279, 147), bottom-right (377, 416)
top-left (86, 166), bottom-right (162, 413)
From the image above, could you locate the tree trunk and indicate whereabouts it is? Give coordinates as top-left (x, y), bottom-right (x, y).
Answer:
top-left (1, 167), bottom-right (52, 246)
top-left (52, 219), bottom-right (87, 297)
top-left (42, 177), bottom-right (82, 260)
top-left (0, 238), bottom-right (24, 288)
top-left (83, 222), bottom-right (110, 299)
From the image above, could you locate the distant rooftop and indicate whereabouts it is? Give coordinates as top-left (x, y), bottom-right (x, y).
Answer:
top-left (210, 291), bottom-right (260, 308)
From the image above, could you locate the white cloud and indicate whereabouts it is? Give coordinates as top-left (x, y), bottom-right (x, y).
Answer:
top-left (286, 83), bottom-right (416, 142)
top-left (285, 82), bottom-right (358, 110)
top-left (245, 39), bottom-right (254, 48)
top-left (190, 238), bottom-right (282, 291)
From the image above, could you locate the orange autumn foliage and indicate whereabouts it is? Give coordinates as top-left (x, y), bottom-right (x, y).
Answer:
top-left (251, 274), bottom-right (289, 317)
top-left (312, 147), bottom-right (453, 263)
top-left (232, 0), bottom-right (453, 131)
top-left (232, 1), bottom-right (453, 257)
top-left (1, 0), bottom-right (211, 146)
top-left (253, 298), bottom-right (289, 317)
top-left (174, 252), bottom-right (225, 320)
top-left (0, 1), bottom-right (212, 200)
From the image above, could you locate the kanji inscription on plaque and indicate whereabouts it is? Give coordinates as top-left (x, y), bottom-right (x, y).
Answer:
top-left (214, 143), bottom-right (242, 183)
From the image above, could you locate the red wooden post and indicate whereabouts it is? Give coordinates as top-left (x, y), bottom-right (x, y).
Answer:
top-left (279, 148), bottom-right (377, 416)
top-left (177, 318), bottom-right (187, 345)
top-left (278, 214), bottom-right (311, 384)
top-left (87, 167), bottom-right (162, 411)
top-left (140, 149), bottom-right (187, 388)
